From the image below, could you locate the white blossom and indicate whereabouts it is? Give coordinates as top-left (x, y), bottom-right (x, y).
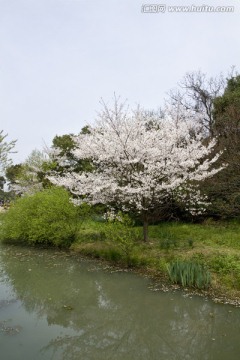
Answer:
top-left (48, 99), bottom-right (224, 229)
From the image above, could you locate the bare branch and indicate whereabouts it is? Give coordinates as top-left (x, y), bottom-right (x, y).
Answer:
top-left (166, 70), bottom-right (227, 137)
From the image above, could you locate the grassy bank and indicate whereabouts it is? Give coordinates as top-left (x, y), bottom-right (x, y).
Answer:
top-left (70, 219), bottom-right (240, 304)
top-left (1, 204), bottom-right (240, 304)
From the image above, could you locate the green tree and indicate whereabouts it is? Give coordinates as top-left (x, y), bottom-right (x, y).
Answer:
top-left (203, 75), bottom-right (240, 218)
top-left (51, 130), bottom-right (93, 175)
top-left (0, 187), bottom-right (79, 247)
top-left (5, 164), bottom-right (24, 185)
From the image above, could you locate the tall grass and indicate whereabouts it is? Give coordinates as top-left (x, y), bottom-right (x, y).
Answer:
top-left (167, 260), bottom-right (211, 289)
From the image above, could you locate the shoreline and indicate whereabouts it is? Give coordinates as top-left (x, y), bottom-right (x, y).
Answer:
top-left (69, 247), bottom-right (240, 308)
top-left (1, 239), bottom-right (240, 307)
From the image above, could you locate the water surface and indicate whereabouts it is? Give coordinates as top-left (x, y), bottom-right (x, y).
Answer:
top-left (0, 244), bottom-right (240, 360)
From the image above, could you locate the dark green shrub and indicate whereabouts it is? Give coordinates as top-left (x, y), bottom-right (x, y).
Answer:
top-left (0, 187), bottom-right (79, 247)
top-left (167, 260), bottom-right (211, 289)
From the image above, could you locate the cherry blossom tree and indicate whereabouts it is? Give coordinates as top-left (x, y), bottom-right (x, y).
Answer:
top-left (49, 98), bottom-right (224, 241)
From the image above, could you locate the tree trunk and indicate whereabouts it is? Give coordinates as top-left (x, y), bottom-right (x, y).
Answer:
top-left (143, 217), bottom-right (148, 242)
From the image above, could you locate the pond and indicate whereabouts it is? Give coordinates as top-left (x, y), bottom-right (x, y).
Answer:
top-left (0, 243), bottom-right (240, 360)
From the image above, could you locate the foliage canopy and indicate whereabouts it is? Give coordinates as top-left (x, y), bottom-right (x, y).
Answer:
top-left (0, 187), bottom-right (79, 247)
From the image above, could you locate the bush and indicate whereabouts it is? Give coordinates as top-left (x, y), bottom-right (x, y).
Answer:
top-left (0, 187), bottom-right (79, 247)
top-left (104, 212), bottom-right (141, 264)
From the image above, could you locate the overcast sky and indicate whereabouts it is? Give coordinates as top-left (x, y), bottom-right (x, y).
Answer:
top-left (0, 0), bottom-right (239, 163)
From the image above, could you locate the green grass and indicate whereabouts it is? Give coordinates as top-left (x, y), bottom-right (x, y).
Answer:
top-left (148, 220), bottom-right (240, 249)
top-left (1, 209), bottom-right (240, 299)
top-left (71, 218), bottom-right (240, 298)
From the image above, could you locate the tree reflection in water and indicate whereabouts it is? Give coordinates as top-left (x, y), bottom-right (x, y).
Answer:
top-left (0, 244), bottom-right (240, 360)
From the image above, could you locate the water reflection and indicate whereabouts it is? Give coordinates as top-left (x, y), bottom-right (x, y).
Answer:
top-left (0, 244), bottom-right (240, 360)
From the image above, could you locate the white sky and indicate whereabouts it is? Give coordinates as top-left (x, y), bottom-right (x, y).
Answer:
top-left (0, 0), bottom-right (239, 163)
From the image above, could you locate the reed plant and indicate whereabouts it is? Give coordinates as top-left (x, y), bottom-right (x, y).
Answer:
top-left (167, 260), bottom-right (211, 289)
